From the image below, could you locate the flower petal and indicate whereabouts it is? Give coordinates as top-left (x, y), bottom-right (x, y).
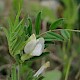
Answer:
top-left (37, 38), bottom-right (45, 51)
top-left (34, 61), bottom-right (50, 77)
top-left (34, 66), bottom-right (44, 77)
top-left (24, 40), bottom-right (36, 54)
top-left (27, 34), bottom-right (36, 43)
top-left (31, 43), bottom-right (42, 56)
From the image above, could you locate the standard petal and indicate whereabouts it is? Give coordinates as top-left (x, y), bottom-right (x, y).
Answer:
top-left (24, 40), bottom-right (36, 54)
top-left (34, 66), bottom-right (44, 77)
top-left (31, 43), bottom-right (43, 56)
top-left (34, 61), bottom-right (50, 77)
top-left (37, 38), bottom-right (45, 50)
top-left (27, 34), bottom-right (36, 43)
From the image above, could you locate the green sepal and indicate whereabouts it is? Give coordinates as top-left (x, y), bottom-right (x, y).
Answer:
top-left (21, 54), bottom-right (32, 62)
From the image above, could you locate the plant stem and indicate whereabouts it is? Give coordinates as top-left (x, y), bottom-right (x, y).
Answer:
top-left (11, 64), bottom-right (17, 80)
top-left (65, 57), bottom-right (73, 80)
top-left (38, 29), bottom-right (80, 37)
top-left (18, 64), bottom-right (20, 80)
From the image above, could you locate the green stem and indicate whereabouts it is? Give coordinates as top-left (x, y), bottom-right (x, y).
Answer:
top-left (11, 64), bottom-right (17, 80)
top-left (18, 64), bottom-right (20, 80)
top-left (38, 29), bottom-right (80, 37)
top-left (65, 57), bottom-right (73, 80)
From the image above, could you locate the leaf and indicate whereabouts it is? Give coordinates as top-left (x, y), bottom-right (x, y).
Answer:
top-left (10, 38), bottom-right (17, 49)
top-left (3, 27), bottom-right (9, 40)
top-left (43, 70), bottom-right (62, 80)
top-left (12, 36), bottom-right (25, 55)
top-left (44, 39), bottom-right (54, 42)
top-left (8, 18), bottom-right (13, 33)
top-left (61, 29), bottom-right (70, 40)
top-left (14, 8), bottom-right (21, 27)
top-left (45, 41), bottom-right (54, 44)
top-left (44, 32), bottom-right (64, 41)
top-left (14, 19), bottom-right (24, 32)
top-left (12, 0), bottom-right (23, 13)
top-left (5, 4), bottom-right (26, 57)
top-left (24, 25), bottom-right (28, 35)
top-left (11, 24), bottom-right (24, 41)
top-left (49, 18), bottom-right (64, 30)
top-left (27, 18), bottom-right (32, 36)
top-left (14, 42), bottom-right (25, 55)
top-left (35, 12), bottom-right (41, 35)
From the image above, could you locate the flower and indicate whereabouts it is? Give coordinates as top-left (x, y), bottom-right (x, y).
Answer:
top-left (21, 34), bottom-right (45, 61)
top-left (34, 61), bottom-right (50, 77)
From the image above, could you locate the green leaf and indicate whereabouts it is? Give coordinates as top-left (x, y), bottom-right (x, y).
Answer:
top-left (27, 18), bottom-right (32, 36)
top-left (8, 18), bottom-right (13, 33)
top-left (3, 27), bottom-right (9, 40)
top-left (44, 32), bottom-right (64, 41)
top-left (10, 38), bottom-right (17, 49)
top-left (14, 8), bottom-right (21, 27)
top-left (43, 70), bottom-right (62, 80)
top-left (61, 29), bottom-right (70, 40)
top-left (14, 19), bottom-right (24, 32)
top-left (11, 24), bottom-right (24, 42)
top-left (35, 12), bottom-right (41, 35)
top-left (12, 36), bottom-right (25, 55)
top-left (45, 41), bottom-right (54, 44)
top-left (12, 0), bottom-right (23, 14)
top-left (49, 18), bottom-right (64, 30)
top-left (15, 42), bottom-right (25, 55)
top-left (24, 25), bottom-right (28, 35)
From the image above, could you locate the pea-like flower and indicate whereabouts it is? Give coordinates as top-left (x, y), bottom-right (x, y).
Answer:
top-left (21, 34), bottom-right (45, 61)
top-left (34, 61), bottom-right (50, 77)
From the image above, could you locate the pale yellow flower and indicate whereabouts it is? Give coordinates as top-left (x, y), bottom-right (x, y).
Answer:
top-left (34, 61), bottom-right (50, 77)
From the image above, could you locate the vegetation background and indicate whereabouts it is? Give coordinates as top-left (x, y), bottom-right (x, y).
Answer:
top-left (0, 0), bottom-right (80, 80)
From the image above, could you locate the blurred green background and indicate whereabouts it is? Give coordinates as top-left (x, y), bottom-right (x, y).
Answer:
top-left (0, 0), bottom-right (80, 80)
